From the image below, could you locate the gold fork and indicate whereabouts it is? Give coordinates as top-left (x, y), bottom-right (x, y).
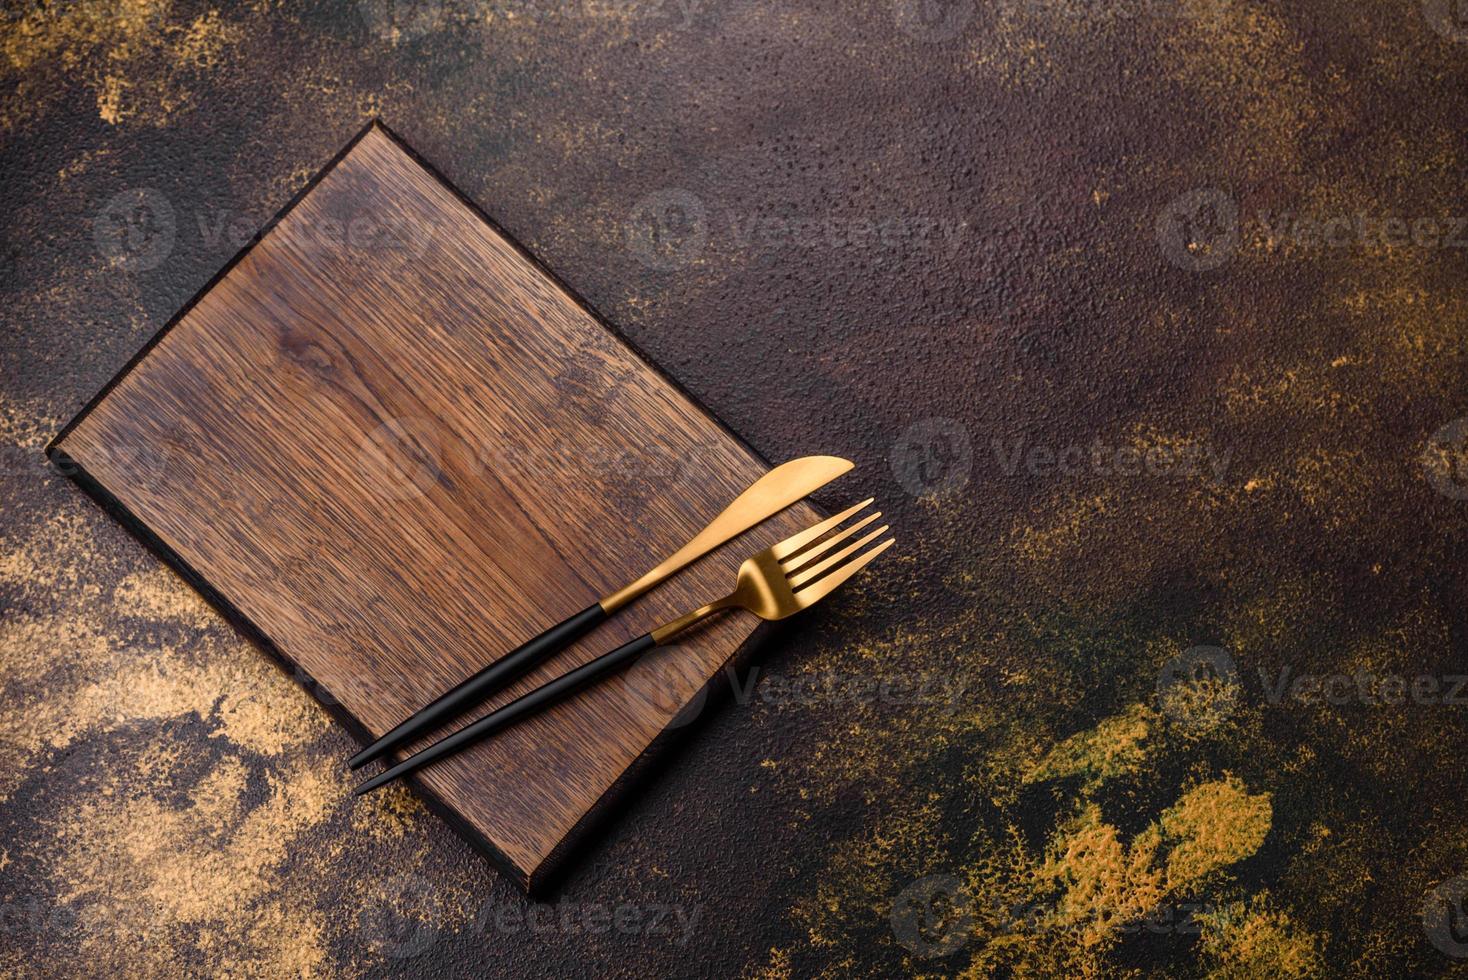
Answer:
top-left (354, 499), bottom-right (893, 795)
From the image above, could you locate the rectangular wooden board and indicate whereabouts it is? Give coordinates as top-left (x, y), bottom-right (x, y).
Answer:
top-left (48, 122), bottom-right (822, 891)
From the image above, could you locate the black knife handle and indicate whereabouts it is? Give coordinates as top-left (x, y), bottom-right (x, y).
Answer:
top-left (353, 632), bottom-right (657, 795)
top-left (347, 603), bottom-right (608, 770)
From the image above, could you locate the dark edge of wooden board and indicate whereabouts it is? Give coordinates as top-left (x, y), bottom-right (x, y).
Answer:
top-left (529, 616), bottom-right (794, 892)
top-left (45, 118), bottom-right (823, 893)
top-left (47, 120), bottom-right (379, 456)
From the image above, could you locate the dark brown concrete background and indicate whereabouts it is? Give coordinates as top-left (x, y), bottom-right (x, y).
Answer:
top-left (4, 0), bottom-right (1468, 976)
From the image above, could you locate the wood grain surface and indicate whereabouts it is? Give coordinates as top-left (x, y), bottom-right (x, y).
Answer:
top-left (49, 123), bottom-right (823, 891)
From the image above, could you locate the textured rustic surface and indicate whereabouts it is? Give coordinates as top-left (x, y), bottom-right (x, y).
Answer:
top-left (49, 123), bottom-right (819, 891)
top-left (4, 0), bottom-right (1468, 976)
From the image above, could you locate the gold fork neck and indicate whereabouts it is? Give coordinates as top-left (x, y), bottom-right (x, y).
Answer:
top-left (649, 592), bottom-right (741, 645)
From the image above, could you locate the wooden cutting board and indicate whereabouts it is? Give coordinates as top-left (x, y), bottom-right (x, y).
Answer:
top-left (48, 122), bottom-right (824, 891)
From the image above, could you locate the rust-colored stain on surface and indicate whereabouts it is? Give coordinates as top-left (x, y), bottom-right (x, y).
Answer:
top-left (4, 0), bottom-right (1468, 976)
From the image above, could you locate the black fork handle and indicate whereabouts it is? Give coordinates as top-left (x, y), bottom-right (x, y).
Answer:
top-left (353, 632), bottom-right (656, 795)
top-left (347, 603), bottom-right (608, 770)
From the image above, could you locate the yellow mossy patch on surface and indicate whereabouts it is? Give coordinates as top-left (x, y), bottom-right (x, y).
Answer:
top-left (52, 756), bottom-right (336, 977)
top-left (1160, 3), bottom-right (1342, 182)
top-left (113, 566), bottom-right (219, 629)
top-left (1038, 777), bottom-right (1272, 949)
top-left (1222, 364), bottom-right (1361, 425)
top-left (0, 611), bottom-right (328, 781)
top-left (174, 9), bottom-right (240, 69)
top-left (0, 394), bottom-right (55, 450)
top-left (349, 779), bottom-right (427, 842)
top-left (1161, 776), bottom-right (1273, 890)
top-left (743, 946), bottom-right (793, 980)
top-left (1040, 805), bottom-right (1168, 948)
top-left (1199, 895), bottom-right (1324, 978)
top-left (0, 498), bottom-right (331, 774)
top-left (966, 8), bottom-right (1056, 92)
top-left (1340, 278), bottom-right (1468, 402)
top-left (1, 0), bottom-right (168, 75)
top-left (1, 0), bottom-right (250, 129)
top-left (1011, 491), bottom-right (1115, 566)
top-left (1026, 702), bottom-right (1155, 790)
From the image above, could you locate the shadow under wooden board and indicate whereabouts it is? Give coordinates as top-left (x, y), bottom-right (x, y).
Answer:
top-left (48, 121), bottom-right (830, 892)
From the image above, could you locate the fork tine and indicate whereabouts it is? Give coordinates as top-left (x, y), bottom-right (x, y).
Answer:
top-left (769, 498), bottom-right (875, 560)
top-left (794, 537), bottom-right (894, 606)
top-left (781, 510), bottom-right (881, 572)
top-left (787, 525), bottom-right (890, 589)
